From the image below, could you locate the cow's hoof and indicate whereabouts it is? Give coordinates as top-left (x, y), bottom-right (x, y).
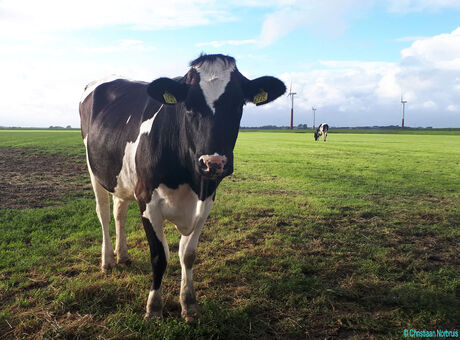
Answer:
top-left (144, 311), bottom-right (163, 320)
top-left (117, 256), bottom-right (132, 266)
top-left (101, 263), bottom-right (115, 273)
top-left (181, 305), bottom-right (199, 322)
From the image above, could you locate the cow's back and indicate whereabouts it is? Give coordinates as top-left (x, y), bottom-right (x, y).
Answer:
top-left (80, 79), bottom-right (161, 192)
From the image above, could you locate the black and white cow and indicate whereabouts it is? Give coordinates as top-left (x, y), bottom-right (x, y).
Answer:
top-left (79, 54), bottom-right (285, 321)
top-left (314, 123), bottom-right (329, 142)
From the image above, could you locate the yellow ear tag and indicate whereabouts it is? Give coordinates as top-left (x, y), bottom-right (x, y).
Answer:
top-left (163, 92), bottom-right (177, 104)
top-left (253, 90), bottom-right (268, 104)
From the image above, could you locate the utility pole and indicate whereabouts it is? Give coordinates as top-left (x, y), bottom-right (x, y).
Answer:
top-left (401, 95), bottom-right (407, 129)
top-left (312, 106), bottom-right (317, 130)
top-left (288, 85), bottom-right (296, 130)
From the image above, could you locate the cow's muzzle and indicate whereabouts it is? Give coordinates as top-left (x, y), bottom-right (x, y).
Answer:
top-left (198, 154), bottom-right (227, 179)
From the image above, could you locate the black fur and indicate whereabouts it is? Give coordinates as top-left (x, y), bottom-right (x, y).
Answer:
top-left (80, 54), bottom-right (286, 299)
top-left (243, 76), bottom-right (287, 105)
top-left (84, 79), bottom-right (157, 191)
top-left (81, 55), bottom-right (285, 200)
top-left (142, 217), bottom-right (167, 290)
top-left (147, 78), bottom-right (189, 105)
top-left (190, 53), bottom-right (235, 68)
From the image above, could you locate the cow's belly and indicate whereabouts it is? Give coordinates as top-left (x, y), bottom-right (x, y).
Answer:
top-left (155, 184), bottom-right (213, 236)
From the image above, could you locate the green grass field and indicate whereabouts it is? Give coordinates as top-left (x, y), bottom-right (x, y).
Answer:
top-left (1, 129), bottom-right (459, 339)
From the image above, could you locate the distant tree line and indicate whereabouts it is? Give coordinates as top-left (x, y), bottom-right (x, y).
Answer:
top-left (240, 124), bottom-right (309, 130)
top-left (48, 125), bottom-right (72, 129)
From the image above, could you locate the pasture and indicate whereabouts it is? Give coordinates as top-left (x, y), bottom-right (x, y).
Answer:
top-left (0, 129), bottom-right (459, 339)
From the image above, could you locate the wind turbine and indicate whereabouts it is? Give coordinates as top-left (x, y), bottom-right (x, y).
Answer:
top-left (312, 106), bottom-right (317, 130)
top-left (401, 94), bottom-right (407, 129)
top-left (288, 81), bottom-right (296, 130)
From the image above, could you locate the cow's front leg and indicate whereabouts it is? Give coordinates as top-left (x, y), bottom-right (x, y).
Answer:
top-left (178, 226), bottom-right (203, 322)
top-left (178, 198), bottom-right (214, 321)
top-left (140, 202), bottom-right (169, 319)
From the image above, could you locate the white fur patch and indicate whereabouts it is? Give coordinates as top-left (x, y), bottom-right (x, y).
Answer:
top-left (193, 59), bottom-right (235, 113)
top-left (113, 105), bottom-right (163, 199)
top-left (80, 75), bottom-right (123, 103)
top-left (126, 115), bottom-right (131, 124)
top-left (84, 136), bottom-right (115, 270)
top-left (140, 183), bottom-right (213, 264)
top-left (153, 183), bottom-right (213, 237)
top-left (142, 194), bottom-right (171, 262)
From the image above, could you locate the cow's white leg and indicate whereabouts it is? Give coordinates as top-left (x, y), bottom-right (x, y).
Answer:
top-left (113, 196), bottom-right (130, 264)
top-left (89, 174), bottom-right (115, 272)
top-left (140, 201), bottom-right (169, 319)
top-left (178, 224), bottom-right (204, 322)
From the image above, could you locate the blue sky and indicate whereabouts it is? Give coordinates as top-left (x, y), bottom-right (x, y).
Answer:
top-left (1, 0), bottom-right (460, 127)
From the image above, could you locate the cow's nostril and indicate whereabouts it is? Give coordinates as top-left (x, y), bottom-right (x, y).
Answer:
top-left (199, 158), bottom-right (207, 169)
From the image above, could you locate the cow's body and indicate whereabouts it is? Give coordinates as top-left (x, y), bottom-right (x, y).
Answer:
top-left (79, 54), bottom-right (285, 320)
top-left (314, 123), bottom-right (329, 142)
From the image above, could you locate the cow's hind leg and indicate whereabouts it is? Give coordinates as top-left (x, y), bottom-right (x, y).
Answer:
top-left (140, 202), bottom-right (169, 319)
top-left (89, 175), bottom-right (115, 272)
top-left (113, 196), bottom-right (131, 265)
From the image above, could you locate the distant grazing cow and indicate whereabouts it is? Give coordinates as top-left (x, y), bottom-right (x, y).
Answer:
top-left (314, 123), bottom-right (329, 142)
top-left (79, 54), bottom-right (286, 321)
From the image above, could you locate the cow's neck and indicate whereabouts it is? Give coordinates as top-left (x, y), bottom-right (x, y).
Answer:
top-left (144, 104), bottom-right (219, 201)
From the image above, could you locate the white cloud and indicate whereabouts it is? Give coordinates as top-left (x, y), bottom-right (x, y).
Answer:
top-left (398, 27), bottom-right (460, 114)
top-left (0, 0), bottom-right (233, 40)
top-left (255, 0), bottom-right (460, 47)
top-left (257, 0), bottom-right (370, 47)
top-left (401, 28), bottom-right (460, 70)
top-left (2, 1), bottom-right (460, 128)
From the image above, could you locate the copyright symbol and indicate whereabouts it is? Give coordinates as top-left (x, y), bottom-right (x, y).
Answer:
top-left (404, 329), bottom-right (408, 337)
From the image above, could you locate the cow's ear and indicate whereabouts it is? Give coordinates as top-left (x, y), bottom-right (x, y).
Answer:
top-left (244, 76), bottom-right (286, 106)
top-left (147, 77), bottom-right (189, 105)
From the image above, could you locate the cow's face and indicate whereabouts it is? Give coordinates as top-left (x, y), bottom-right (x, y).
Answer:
top-left (314, 132), bottom-right (319, 141)
top-left (147, 54), bottom-right (286, 181)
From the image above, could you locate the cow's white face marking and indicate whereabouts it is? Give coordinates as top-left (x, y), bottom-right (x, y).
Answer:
top-left (126, 115), bottom-right (131, 124)
top-left (193, 59), bottom-right (235, 113)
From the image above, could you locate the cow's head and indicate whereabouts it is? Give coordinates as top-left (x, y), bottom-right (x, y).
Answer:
top-left (147, 54), bottom-right (286, 181)
top-left (314, 131), bottom-right (319, 141)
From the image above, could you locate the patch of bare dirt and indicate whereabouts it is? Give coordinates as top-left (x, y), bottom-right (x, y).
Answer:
top-left (0, 148), bottom-right (90, 209)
